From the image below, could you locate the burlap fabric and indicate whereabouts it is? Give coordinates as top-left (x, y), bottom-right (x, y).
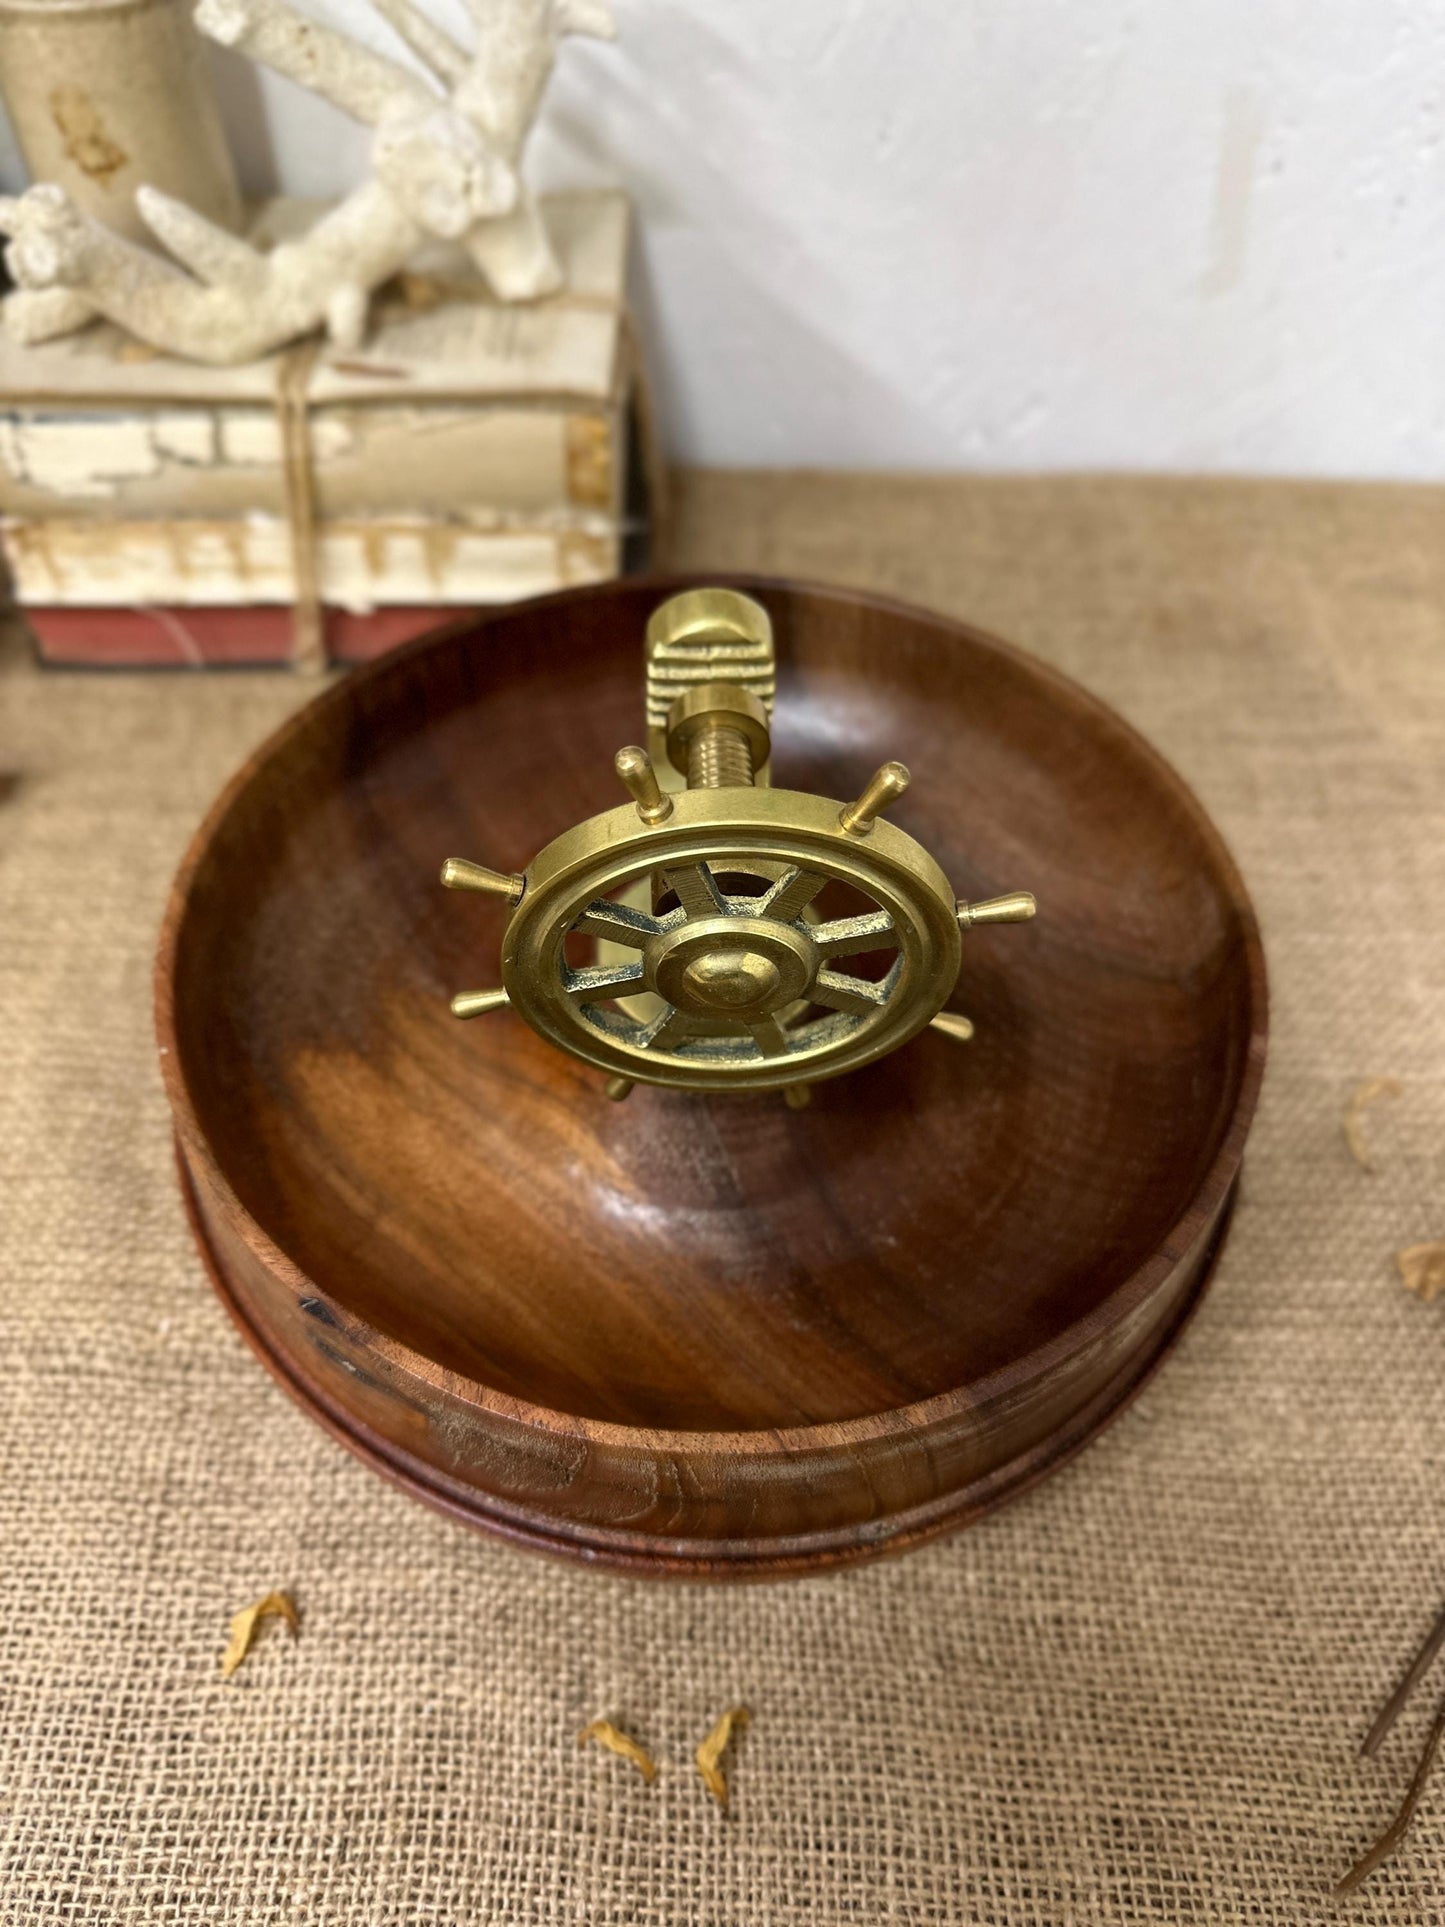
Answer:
top-left (3, 474), bottom-right (1443, 1924)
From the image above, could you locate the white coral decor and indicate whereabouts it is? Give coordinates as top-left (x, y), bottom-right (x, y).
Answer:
top-left (0, 0), bottom-right (616, 364)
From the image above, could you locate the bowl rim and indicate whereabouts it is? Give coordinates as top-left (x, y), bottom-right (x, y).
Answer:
top-left (155, 572), bottom-right (1269, 1453)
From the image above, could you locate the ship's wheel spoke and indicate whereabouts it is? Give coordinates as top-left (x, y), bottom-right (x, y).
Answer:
top-left (550, 840), bottom-right (913, 1076)
top-left (811, 910), bottom-right (898, 959)
top-left (810, 968), bottom-right (889, 1017)
top-left (663, 861), bottom-right (727, 919)
top-left (564, 961), bottom-right (646, 1004)
top-left (571, 899), bottom-right (669, 947)
top-left (760, 866), bottom-right (827, 923)
top-left (746, 1014), bottom-right (793, 1058)
top-left (640, 1005), bottom-right (695, 1052)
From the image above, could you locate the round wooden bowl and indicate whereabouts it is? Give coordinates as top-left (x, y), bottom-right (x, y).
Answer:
top-left (157, 577), bottom-right (1267, 1579)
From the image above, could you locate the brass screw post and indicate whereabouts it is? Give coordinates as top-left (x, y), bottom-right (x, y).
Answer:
top-left (839, 761), bottom-right (910, 836)
top-left (665, 682), bottom-right (772, 791)
top-left (648, 590), bottom-right (775, 793)
top-left (689, 719), bottom-right (754, 789)
top-left (644, 589), bottom-right (776, 742)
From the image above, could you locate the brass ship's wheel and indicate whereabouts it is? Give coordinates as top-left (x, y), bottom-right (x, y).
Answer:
top-left (441, 589), bottom-right (1035, 1103)
top-left (498, 784), bottom-right (962, 1094)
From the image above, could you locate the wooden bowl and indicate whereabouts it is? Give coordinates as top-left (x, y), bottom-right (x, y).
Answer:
top-left (157, 577), bottom-right (1267, 1578)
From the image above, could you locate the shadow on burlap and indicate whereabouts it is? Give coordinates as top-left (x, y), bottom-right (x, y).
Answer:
top-left (2, 474), bottom-right (1443, 1924)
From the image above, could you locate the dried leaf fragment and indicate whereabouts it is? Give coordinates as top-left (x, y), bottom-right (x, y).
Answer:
top-left (397, 270), bottom-right (449, 312)
top-left (1337, 1697), bottom-right (1445, 1893)
top-left (695, 1706), bottom-right (750, 1810)
top-left (220, 1590), bottom-right (299, 1678)
top-left (1398, 1243), bottom-right (1445, 1305)
top-left (1344, 1076), bottom-right (1402, 1170)
top-left (577, 1719), bottom-right (657, 1784)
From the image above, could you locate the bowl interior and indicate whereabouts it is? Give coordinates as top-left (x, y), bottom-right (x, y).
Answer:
top-left (169, 581), bottom-right (1260, 1432)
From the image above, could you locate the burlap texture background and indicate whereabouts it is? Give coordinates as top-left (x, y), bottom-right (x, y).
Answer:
top-left (3, 473), bottom-right (1443, 1924)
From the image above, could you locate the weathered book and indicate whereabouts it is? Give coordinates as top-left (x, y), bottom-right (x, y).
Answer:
top-left (0, 190), bottom-right (651, 665)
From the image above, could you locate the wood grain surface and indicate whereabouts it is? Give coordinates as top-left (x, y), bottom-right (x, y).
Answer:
top-left (157, 576), bottom-right (1267, 1576)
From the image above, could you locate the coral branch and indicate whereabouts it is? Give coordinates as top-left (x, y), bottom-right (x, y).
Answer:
top-left (553, 0), bottom-right (618, 40)
top-left (369, 0), bottom-right (469, 86)
top-left (194, 0), bottom-right (435, 126)
top-left (1, 0), bottom-right (618, 358)
top-left (2, 287), bottom-right (97, 344)
top-left (453, 0), bottom-right (616, 153)
top-left (0, 184), bottom-right (95, 290)
top-left (136, 187), bottom-right (265, 287)
top-left (462, 184), bottom-right (561, 298)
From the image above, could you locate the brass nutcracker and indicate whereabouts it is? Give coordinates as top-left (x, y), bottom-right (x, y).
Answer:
top-left (441, 589), bottom-right (1035, 1104)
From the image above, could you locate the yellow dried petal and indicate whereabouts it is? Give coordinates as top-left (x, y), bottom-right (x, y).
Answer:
top-left (577, 1719), bottom-right (657, 1784)
top-left (220, 1590), bottom-right (299, 1678)
top-left (1398, 1243), bottom-right (1445, 1305)
top-left (695, 1706), bottom-right (749, 1809)
top-left (1344, 1076), bottom-right (1402, 1170)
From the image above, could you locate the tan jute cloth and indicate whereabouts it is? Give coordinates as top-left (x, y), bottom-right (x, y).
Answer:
top-left (3, 473), bottom-right (1444, 1925)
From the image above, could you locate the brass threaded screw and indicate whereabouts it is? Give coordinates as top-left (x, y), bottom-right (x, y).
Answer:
top-left (665, 681), bottom-right (772, 791)
top-left (688, 723), bottom-right (756, 789)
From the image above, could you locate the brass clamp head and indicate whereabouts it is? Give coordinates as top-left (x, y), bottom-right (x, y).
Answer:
top-left (440, 589), bottom-right (1036, 1105)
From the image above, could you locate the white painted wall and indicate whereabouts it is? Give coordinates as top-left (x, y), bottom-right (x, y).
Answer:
top-left (3, 0), bottom-right (1442, 476)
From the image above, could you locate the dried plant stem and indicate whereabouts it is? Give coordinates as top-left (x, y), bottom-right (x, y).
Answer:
top-left (1337, 1696), bottom-right (1445, 1895)
top-left (1363, 1597), bottom-right (1445, 1758)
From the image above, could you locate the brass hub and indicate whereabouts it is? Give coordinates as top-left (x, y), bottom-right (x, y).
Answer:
top-left (683, 952), bottom-right (779, 1008)
top-left (649, 914), bottom-right (815, 1018)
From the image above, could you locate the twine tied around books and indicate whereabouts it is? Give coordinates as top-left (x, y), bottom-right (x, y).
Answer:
top-left (266, 286), bottom-right (652, 674)
top-left (274, 340), bottom-right (325, 675)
